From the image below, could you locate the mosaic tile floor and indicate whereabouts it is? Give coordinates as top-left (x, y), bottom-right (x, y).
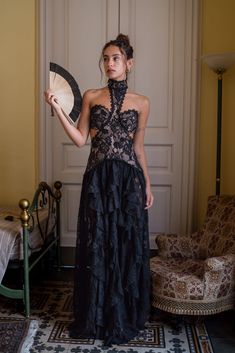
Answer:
top-left (0, 280), bottom-right (215, 353)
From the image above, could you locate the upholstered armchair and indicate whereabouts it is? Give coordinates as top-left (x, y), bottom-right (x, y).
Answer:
top-left (150, 195), bottom-right (235, 315)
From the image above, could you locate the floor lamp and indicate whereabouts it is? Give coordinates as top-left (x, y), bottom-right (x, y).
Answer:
top-left (202, 52), bottom-right (235, 195)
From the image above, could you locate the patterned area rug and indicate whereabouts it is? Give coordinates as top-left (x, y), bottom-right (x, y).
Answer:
top-left (0, 281), bottom-right (214, 353)
top-left (0, 317), bottom-right (38, 353)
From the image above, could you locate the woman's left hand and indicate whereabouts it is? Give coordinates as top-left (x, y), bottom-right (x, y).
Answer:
top-left (145, 185), bottom-right (154, 209)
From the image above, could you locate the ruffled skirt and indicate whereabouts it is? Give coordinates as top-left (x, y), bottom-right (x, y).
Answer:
top-left (69, 159), bottom-right (150, 346)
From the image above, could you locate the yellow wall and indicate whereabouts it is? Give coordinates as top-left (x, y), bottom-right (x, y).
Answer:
top-left (0, 0), bottom-right (36, 204)
top-left (197, 0), bottom-right (235, 225)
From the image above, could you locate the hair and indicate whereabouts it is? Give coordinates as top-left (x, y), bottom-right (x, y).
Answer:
top-left (102, 33), bottom-right (133, 60)
top-left (99, 34), bottom-right (134, 80)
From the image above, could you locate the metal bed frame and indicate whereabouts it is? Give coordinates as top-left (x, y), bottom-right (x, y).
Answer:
top-left (0, 181), bottom-right (62, 317)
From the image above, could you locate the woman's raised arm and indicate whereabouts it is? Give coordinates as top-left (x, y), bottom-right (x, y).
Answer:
top-left (44, 89), bottom-right (92, 147)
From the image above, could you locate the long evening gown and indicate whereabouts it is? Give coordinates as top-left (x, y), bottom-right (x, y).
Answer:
top-left (69, 78), bottom-right (150, 346)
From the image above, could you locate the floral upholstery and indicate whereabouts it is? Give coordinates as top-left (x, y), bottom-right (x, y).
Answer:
top-left (150, 195), bottom-right (235, 315)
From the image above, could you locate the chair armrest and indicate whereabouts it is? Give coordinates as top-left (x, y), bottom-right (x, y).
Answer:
top-left (203, 253), bottom-right (235, 299)
top-left (156, 233), bottom-right (193, 258)
top-left (205, 253), bottom-right (235, 271)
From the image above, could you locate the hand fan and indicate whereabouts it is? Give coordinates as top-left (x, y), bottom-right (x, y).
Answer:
top-left (49, 62), bottom-right (82, 124)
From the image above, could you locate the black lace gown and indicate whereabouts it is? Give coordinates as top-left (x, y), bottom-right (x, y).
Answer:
top-left (69, 79), bottom-right (150, 346)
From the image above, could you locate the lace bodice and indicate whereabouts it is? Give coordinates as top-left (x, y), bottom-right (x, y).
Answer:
top-left (86, 79), bottom-right (141, 173)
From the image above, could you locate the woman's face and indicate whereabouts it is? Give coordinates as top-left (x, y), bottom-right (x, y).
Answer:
top-left (103, 45), bottom-right (131, 81)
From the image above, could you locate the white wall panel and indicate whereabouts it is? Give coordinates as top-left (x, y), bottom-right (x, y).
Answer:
top-left (148, 186), bottom-right (171, 248)
top-left (146, 145), bottom-right (172, 172)
top-left (62, 144), bottom-right (90, 170)
top-left (61, 185), bottom-right (81, 246)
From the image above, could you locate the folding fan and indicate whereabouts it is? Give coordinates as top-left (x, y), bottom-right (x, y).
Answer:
top-left (49, 62), bottom-right (82, 124)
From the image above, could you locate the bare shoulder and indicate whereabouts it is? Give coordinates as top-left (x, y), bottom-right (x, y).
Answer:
top-left (129, 91), bottom-right (150, 114)
top-left (83, 88), bottom-right (103, 99)
top-left (82, 87), bottom-right (106, 107)
top-left (138, 94), bottom-right (150, 111)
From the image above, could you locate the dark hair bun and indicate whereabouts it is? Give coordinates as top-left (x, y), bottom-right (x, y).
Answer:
top-left (115, 33), bottom-right (133, 60)
top-left (101, 33), bottom-right (134, 60)
top-left (116, 34), bottom-right (130, 46)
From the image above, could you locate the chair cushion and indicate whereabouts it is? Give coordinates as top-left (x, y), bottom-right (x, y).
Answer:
top-left (156, 233), bottom-right (193, 258)
top-left (150, 256), bottom-right (204, 300)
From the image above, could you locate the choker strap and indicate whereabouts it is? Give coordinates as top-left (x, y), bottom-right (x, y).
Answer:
top-left (108, 79), bottom-right (128, 91)
top-left (108, 79), bottom-right (128, 113)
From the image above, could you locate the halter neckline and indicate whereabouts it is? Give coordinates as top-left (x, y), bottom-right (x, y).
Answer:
top-left (108, 79), bottom-right (128, 114)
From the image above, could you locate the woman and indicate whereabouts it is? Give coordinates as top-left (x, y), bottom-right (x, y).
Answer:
top-left (45, 34), bottom-right (154, 346)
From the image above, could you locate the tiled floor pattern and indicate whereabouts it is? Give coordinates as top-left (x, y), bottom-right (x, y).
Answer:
top-left (1, 268), bottom-right (234, 353)
top-left (0, 279), bottom-right (215, 353)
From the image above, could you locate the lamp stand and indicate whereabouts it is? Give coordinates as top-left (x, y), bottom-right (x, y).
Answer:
top-left (215, 68), bottom-right (226, 195)
top-left (202, 52), bottom-right (235, 196)
top-left (216, 72), bottom-right (222, 195)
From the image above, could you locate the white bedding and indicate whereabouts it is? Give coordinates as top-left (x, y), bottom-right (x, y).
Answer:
top-left (0, 206), bottom-right (55, 283)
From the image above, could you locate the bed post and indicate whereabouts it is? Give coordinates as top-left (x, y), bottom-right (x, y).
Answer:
top-left (54, 181), bottom-right (62, 269)
top-left (19, 198), bottom-right (30, 317)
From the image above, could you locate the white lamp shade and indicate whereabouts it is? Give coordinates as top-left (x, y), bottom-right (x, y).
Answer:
top-left (202, 52), bottom-right (235, 71)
